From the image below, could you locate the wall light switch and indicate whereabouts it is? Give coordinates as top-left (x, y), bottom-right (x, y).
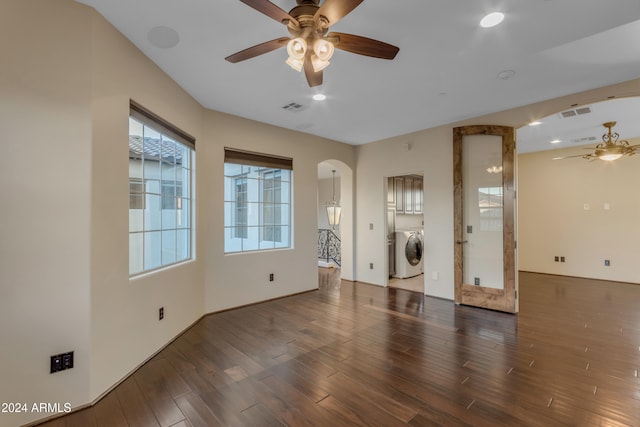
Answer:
top-left (432, 271), bottom-right (439, 280)
top-left (604, 203), bottom-right (610, 210)
top-left (583, 203), bottom-right (590, 210)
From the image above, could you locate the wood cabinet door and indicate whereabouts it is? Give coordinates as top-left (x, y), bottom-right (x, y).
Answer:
top-left (394, 177), bottom-right (404, 213)
top-left (414, 178), bottom-right (423, 214)
top-left (404, 177), bottom-right (413, 214)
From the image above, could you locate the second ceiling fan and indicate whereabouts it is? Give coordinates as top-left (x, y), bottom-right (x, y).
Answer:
top-left (225, 0), bottom-right (400, 87)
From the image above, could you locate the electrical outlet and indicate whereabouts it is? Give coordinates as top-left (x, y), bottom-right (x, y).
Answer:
top-left (604, 259), bottom-right (610, 267)
top-left (554, 256), bottom-right (559, 262)
top-left (50, 351), bottom-right (74, 374)
top-left (159, 307), bottom-right (164, 320)
top-left (474, 277), bottom-right (480, 286)
top-left (369, 262), bottom-right (374, 269)
top-left (560, 256), bottom-right (565, 263)
top-left (269, 273), bottom-right (274, 282)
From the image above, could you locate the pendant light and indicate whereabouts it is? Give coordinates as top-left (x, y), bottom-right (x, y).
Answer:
top-left (325, 170), bottom-right (341, 230)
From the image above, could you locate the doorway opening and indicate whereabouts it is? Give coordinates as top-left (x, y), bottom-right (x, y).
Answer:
top-left (317, 160), bottom-right (353, 289)
top-left (386, 174), bottom-right (424, 293)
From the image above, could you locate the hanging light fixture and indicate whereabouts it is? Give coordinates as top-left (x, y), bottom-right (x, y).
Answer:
top-left (285, 37), bottom-right (307, 72)
top-left (311, 38), bottom-right (335, 72)
top-left (325, 170), bottom-right (341, 230)
top-left (554, 121), bottom-right (640, 161)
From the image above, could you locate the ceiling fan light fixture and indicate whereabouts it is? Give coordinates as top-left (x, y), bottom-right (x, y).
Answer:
top-left (311, 54), bottom-right (330, 72)
top-left (286, 56), bottom-right (304, 72)
top-left (286, 37), bottom-right (307, 72)
top-left (313, 39), bottom-right (334, 61)
top-left (599, 153), bottom-right (623, 161)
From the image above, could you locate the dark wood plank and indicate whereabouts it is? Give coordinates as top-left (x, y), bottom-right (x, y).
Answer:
top-left (34, 272), bottom-right (640, 427)
top-left (93, 390), bottom-right (129, 427)
top-left (115, 376), bottom-right (161, 427)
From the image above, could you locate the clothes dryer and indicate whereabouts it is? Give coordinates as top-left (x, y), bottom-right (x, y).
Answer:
top-left (393, 230), bottom-right (423, 279)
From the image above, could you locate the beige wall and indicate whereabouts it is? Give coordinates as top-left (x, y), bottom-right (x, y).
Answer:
top-left (1, 2), bottom-right (93, 426)
top-left (353, 80), bottom-right (640, 299)
top-left (518, 140), bottom-right (640, 282)
top-left (355, 127), bottom-right (453, 297)
top-left (0, 1), bottom-right (355, 426)
top-left (200, 110), bottom-right (355, 311)
top-left (88, 7), bottom-right (206, 403)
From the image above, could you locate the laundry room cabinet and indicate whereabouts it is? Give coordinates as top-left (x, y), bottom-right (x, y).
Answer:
top-left (389, 175), bottom-right (422, 214)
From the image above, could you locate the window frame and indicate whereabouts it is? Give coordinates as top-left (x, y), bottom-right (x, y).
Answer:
top-left (223, 148), bottom-right (293, 254)
top-left (128, 101), bottom-right (196, 277)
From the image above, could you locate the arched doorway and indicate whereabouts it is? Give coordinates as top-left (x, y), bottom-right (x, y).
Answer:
top-left (317, 160), bottom-right (353, 287)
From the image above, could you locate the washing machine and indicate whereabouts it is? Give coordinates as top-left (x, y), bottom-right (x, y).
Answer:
top-left (393, 230), bottom-right (423, 278)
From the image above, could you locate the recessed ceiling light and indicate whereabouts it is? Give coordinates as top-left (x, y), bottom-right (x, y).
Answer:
top-left (148, 26), bottom-right (180, 49)
top-left (550, 139), bottom-right (562, 144)
top-left (480, 12), bottom-right (504, 28)
top-left (312, 94), bottom-right (326, 101)
top-left (528, 121), bottom-right (542, 126)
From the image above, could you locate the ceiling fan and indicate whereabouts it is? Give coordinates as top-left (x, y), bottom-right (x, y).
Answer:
top-left (553, 121), bottom-right (639, 161)
top-left (225, 0), bottom-right (400, 87)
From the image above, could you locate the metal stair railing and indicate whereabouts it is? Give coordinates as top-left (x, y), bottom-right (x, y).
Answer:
top-left (317, 229), bottom-right (341, 267)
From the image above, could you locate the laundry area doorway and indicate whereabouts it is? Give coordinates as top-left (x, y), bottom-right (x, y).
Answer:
top-left (386, 174), bottom-right (424, 293)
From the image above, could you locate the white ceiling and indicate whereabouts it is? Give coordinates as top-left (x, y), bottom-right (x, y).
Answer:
top-left (76, 0), bottom-right (640, 147)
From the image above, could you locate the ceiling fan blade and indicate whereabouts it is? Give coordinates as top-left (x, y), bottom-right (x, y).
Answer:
top-left (238, 0), bottom-right (296, 24)
top-left (315, 0), bottom-right (363, 26)
top-left (303, 55), bottom-right (323, 87)
top-left (225, 37), bottom-right (290, 63)
top-left (328, 32), bottom-right (399, 59)
top-left (552, 154), bottom-right (592, 160)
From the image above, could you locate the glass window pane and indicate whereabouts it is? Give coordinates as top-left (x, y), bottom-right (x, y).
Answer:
top-left (246, 202), bottom-right (260, 227)
top-left (146, 178), bottom-right (161, 195)
top-left (144, 194), bottom-right (162, 231)
top-left (129, 207), bottom-right (144, 233)
top-left (162, 230), bottom-right (177, 265)
top-left (224, 227), bottom-right (239, 253)
top-left (144, 231), bottom-right (162, 271)
top-left (260, 228), bottom-right (275, 249)
top-left (161, 136), bottom-right (177, 166)
top-left (129, 233), bottom-right (144, 275)
top-left (144, 160), bottom-right (161, 184)
top-left (274, 226), bottom-right (289, 249)
top-left (176, 229), bottom-right (190, 261)
top-left (224, 201), bottom-right (236, 227)
top-left (162, 205), bottom-right (177, 229)
top-left (179, 167), bottom-right (190, 199)
top-left (244, 226), bottom-right (259, 251)
top-left (176, 143), bottom-right (190, 169)
top-left (178, 199), bottom-right (190, 229)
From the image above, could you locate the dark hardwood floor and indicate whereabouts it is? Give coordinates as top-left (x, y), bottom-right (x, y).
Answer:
top-left (37, 271), bottom-right (640, 426)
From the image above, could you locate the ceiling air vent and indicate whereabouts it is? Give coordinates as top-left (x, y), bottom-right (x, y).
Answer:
top-left (571, 136), bottom-right (598, 144)
top-left (558, 106), bottom-right (591, 119)
top-left (282, 102), bottom-right (306, 112)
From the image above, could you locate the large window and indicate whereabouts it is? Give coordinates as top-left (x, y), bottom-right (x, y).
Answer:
top-left (129, 102), bottom-right (195, 275)
top-left (224, 148), bottom-right (292, 253)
